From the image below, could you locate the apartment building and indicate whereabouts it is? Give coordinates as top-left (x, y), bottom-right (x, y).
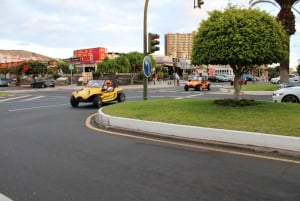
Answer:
top-left (164, 32), bottom-right (197, 59)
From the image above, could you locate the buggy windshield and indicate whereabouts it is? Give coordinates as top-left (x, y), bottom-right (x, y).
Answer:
top-left (87, 80), bottom-right (105, 87)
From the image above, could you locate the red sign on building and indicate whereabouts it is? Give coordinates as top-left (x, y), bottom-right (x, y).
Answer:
top-left (73, 47), bottom-right (107, 64)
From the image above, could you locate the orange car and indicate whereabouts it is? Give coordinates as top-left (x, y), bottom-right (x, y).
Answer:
top-left (184, 76), bottom-right (211, 91)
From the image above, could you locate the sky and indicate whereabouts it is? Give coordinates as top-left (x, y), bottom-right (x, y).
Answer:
top-left (0, 0), bottom-right (300, 67)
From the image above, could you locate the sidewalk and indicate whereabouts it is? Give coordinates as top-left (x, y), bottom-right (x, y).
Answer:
top-left (56, 81), bottom-right (273, 95)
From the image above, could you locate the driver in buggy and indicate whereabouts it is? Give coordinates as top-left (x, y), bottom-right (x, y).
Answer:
top-left (103, 80), bottom-right (114, 92)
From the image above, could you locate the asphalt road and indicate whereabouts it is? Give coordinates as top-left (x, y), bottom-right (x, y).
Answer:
top-left (0, 86), bottom-right (299, 201)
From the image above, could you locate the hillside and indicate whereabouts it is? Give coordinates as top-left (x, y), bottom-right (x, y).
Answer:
top-left (0, 49), bottom-right (53, 63)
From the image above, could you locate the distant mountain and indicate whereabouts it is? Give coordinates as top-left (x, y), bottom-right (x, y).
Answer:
top-left (0, 49), bottom-right (54, 63)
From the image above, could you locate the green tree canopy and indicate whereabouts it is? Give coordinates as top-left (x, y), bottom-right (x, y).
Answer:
top-left (192, 6), bottom-right (288, 100)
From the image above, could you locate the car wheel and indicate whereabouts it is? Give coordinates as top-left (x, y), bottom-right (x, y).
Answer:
top-left (41, 84), bottom-right (45, 88)
top-left (207, 84), bottom-right (211, 91)
top-left (70, 96), bottom-right (79, 107)
top-left (184, 85), bottom-right (189, 91)
top-left (282, 95), bottom-right (299, 103)
top-left (117, 93), bottom-right (126, 102)
top-left (93, 96), bottom-right (102, 108)
top-left (195, 85), bottom-right (202, 91)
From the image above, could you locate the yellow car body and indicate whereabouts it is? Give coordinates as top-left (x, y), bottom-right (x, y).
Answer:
top-left (70, 79), bottom-right (126, 108)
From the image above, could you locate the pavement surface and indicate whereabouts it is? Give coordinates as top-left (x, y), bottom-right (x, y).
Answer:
top-left (16, 81), bottom-right (300, 158)
top-left (81, 81), bottom-right (298, 159)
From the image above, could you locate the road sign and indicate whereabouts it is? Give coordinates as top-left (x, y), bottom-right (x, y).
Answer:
top-left (69, 64), bottom-right (74, 70)
top-left (143, 56), bottom-right (152, 77)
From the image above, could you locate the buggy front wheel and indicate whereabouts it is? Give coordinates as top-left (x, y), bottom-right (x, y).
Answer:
top-left (70, 96), bottom-right (79, 107)
top-left (117, 93), bottom-right (126, 102)
top-left (93, 96), bottom-right (102, 108)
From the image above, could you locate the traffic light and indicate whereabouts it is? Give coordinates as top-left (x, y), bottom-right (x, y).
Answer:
top-left (197, 0), bottom-right (204, 8)
top-left (148, 33), bottom-right (160, 54)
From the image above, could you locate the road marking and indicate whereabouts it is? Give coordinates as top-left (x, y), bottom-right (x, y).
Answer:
top-left (22, 96), bottom-right (45, 101)
top-left (175, 94), bottom-right (204, 99)
top-left (8, 103), bottom-right (68, 112)
top-left (86, 114), bottom-right (300, 165)
top-left (0, 95), bottom-right (31, 102)
top-left (0, 193), bottom-right (14, 201)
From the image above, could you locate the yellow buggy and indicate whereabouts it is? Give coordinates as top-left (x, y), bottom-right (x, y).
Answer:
top-left (70, 79), bottom-right (126, 108)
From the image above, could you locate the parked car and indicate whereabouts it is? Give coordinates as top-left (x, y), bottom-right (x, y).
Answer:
top-left (279, 82), bottom-right (300, 89)
top-left (289, 74), bottom-right (299, 83)
top-left (0, 78), bottom-right (9, 87)
top-left (272, 86), bottom-right (300, 103)
top-left (242, 74), bottom-right (253, 81)
top-left (208, 75), bottom-right (227, 82)
top-left (270, 74), bottom-right (299, 84)
top-left (270, 76), bottom-right (280, 84)
top-left (70, 79), bottom-right (126, 108)
top-left (30, 78), bottom-right (55, 88)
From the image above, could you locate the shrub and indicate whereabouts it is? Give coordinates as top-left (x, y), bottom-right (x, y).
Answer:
top-left (213, 99), bottom-right (258, 107)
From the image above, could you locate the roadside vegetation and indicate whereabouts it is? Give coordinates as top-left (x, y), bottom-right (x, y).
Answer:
top-left (241, 83), bottom-right (279, 91)
top-left (102, 99), bottom-right (300, 137)
top-left (0, 92), bottom-right (9, 96)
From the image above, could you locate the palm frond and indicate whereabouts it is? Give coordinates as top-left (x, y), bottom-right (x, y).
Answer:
top-left (249, 0), bottom-right (279, 8)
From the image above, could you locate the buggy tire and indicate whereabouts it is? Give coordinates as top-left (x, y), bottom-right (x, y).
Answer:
top-left (117, 93), bottom-right (126, 102)
top-left (93, 96), bottom-right (102, 108)
top-left (195, 85), bottom-right (202, 91)
top-left (184, 85), bottom-right (189, 91)
top-left (70, 96), bottom-right (79, 107)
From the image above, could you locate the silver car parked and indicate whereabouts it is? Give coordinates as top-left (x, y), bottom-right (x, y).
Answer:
top-left (0, 78), bottom-right (9, 87)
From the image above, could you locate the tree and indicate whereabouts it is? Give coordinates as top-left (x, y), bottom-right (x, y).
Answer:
top-left (57, 61), bottom-right (76, 74)
top-left (15, 61), bottom-right (48, 80)
top-left (191, 7), bottom-right (288, 100)
top-left (0, 67), bottom-right (10, 77)
top-left (249, 0), bottom-right (300, 82)
top-left (125, 52), bottom-right (144, 85)
top-left (96, 57), bottom-right (118, 77)
top-left (115, 55), bottom-right (131, 73)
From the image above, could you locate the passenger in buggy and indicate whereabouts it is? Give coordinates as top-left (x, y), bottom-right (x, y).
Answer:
top-left (103, 80), bottom-right (113, 92)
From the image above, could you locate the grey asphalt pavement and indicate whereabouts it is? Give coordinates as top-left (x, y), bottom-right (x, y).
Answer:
top-left (59, 81), bottom-right (299, 157)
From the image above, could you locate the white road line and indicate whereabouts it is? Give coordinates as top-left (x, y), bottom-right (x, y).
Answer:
top-left (22, 96), bottom-right (45, 101)
top-left (8, 103), bottom-right (68, 112)
top-left (175, 94), bottom-right (203, 99)
top-left (0, 193), bottom-right (14, 201)
top-left (0, 95), bottom-right (31, 102)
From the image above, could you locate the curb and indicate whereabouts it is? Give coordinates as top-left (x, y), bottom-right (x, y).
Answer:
top-left (97, 108), bottom-right (300, 153)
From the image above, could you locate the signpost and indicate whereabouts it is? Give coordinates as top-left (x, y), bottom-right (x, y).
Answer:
top-left (69, 64), bottom-right (74, 84)
top-left (143, 0), bottom-right (149, 100)
top-left (143, 56), bottom-right (152, 77)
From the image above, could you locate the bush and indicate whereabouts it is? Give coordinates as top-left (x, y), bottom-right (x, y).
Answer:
top-left (214, 99), bottom-right (258, 107)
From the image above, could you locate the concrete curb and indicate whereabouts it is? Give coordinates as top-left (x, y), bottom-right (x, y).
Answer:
top-left (98, 108), bottom-right (300, 153)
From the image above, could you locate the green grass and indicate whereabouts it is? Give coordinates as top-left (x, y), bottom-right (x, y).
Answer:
top-left (0, 92), bottom-right (10, 96)
top-left (241, 83), bottom-right (279, 91)
top-left (103, 99), bottom-right (300, 137)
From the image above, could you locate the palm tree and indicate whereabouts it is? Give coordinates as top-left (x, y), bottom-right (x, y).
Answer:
top-left (249, 0), bottom-right (300, 82)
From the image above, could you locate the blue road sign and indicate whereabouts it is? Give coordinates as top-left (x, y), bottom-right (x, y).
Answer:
top-left (143, 56), bottom-right (152, 77)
